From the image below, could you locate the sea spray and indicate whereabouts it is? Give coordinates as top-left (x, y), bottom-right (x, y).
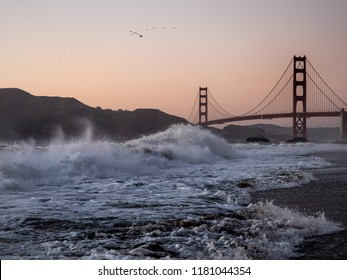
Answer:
top-left (0, 125), bottom-right (235, 188)
top-left (0, 125), bottom-right (342, 259)
top-left (127, 124), bottom-right (234, 162)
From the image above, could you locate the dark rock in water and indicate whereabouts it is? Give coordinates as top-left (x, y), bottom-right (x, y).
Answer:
top-left (286, 137), bottom-right (308, 143)
top-left (143, 148), bottom-right (152, 154)
top-left (142, 147), bottom-right (173, 160)
top-left (163, 151), bottom-right (173, 160)
top-left (237, 179), bottom-right (255, 188)
top-left (245, 134), bottom-right (270, 143)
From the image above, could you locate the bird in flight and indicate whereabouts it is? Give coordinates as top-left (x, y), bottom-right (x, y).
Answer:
top-left (129, 30), bottom-right (143, 38)
top-left (129, 27), bottom-right (176, 38)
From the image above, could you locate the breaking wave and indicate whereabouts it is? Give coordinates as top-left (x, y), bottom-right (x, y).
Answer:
top-left (0, 125), bottom-right (233, 188)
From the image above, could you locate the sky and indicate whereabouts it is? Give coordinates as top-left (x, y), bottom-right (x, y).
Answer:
top-left (1, 0), bottom-right (346, 126)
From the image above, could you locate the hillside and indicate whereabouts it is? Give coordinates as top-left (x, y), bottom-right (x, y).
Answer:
top-left (219, 123), bottom-right (340, 143)
top-left (0, 88), bottom-right (187, 141)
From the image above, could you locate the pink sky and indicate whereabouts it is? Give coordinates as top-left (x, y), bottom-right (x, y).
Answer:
top-left (1, 0), bottom-right (346, 126)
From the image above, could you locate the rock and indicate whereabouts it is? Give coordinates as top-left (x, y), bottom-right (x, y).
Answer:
top-left (286, 137), bottom-right (308, 143)
top-left (245, 134), bottom-right (270, 143)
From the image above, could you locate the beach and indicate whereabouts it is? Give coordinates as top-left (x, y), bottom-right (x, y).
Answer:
top-left (252, 147), bottom-right (347, 259)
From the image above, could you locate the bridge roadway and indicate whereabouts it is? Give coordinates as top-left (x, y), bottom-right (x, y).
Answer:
top-left (204, 111), bottom-right (341, 126)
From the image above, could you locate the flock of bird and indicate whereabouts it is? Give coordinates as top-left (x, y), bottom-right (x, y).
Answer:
top-left (129, 27), bottom-right (176, 38)
top-left (129, 31), bottom-right (143, 38)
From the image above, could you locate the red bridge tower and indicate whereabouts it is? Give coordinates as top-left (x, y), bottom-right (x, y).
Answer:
top-left (293, 56), bottom-right (307, 139)
top-left (199, 87), bottom-right (208, 126)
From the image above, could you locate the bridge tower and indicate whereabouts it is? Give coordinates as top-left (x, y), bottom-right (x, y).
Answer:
top-left (340, 108), bottom-right (347, 141)
top-left (293, 56), bottom-right (307, 139)
top-left (199, 87), bottom-right (208, 126)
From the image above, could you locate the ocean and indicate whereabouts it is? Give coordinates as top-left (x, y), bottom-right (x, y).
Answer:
top-left (0, 124), bottom-right (343, 259)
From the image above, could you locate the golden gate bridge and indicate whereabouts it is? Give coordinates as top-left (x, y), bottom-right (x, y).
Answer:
top-left (188, 56), bottom-right (347, 141)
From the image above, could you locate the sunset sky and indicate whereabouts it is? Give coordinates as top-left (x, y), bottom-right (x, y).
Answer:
top-left (1, 0), bottom-right (346, 126)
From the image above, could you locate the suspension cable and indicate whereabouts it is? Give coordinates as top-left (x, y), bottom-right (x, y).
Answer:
top-left (207, 89), bottom-right (235, 117)
top-left (192, 110), bottom-right (199, 124)
top-left (251, 74), bottom-right (293, 116)
top-left (307, 59), bottom-right (347, 107)
top-left (241, 57), bottom-right (294, 116)
top-left (208, 99), bottom-right (235, 118)
top-left (307, 73), bottom-right (341, 110)
top-left (187, 91), bottom-right (199, 122)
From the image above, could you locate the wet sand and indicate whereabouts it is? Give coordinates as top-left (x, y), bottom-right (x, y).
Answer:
top-left (252, 148), bottom-right (347, 259)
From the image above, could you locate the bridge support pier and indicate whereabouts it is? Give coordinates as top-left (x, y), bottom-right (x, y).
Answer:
top-left (199, 87), bottom-right (208, 126)
top-left (340, 108), bottom-right (347, 141)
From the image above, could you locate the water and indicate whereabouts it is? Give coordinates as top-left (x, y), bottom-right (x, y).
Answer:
top-left (0, 125), bottom-right (343, 259)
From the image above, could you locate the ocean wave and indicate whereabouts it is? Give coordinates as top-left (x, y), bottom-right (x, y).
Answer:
top-left (127, 124), bottom-right (234, 162)
top-left (0, 125), bottom-right (234, 188)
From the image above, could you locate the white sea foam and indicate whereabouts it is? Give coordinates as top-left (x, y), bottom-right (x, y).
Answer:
top-left (127, 124), bottom-right (234, 162)
top-left (0, 125), bottom-right (235, 188)
top-left (244, 201), bottom-right (343, 259)
top-left (0, 124), bottom-right (344, 259)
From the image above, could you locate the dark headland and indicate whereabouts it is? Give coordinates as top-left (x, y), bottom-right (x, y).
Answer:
top-left (0, 88), bottom-right (187, 141)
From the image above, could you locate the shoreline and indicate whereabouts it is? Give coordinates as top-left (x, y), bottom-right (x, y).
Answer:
top-left (251, 147), bottom-right (347, 259)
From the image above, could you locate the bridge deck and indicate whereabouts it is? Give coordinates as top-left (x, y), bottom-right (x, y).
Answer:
top-left (204, 112), bottom-right (341, 126)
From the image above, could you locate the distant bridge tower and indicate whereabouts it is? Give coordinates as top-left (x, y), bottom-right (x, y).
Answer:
top-left (199, 87), bottom-right (208, 126)
top-left (341, 108), bottom-right (347, 141)
top-left (293, 56), bottom-right (307, 139)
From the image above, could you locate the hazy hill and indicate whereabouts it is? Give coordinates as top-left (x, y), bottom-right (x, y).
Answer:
top-left (220, 123), bottom-right (339, 143)
top-left (0, 88), bottom-right (187, 141)
top-left (247, 123), bottom-right (340, 142)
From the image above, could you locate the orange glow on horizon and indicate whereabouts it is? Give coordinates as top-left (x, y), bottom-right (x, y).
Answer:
top-left (1, 0), bottom-right (346, 127)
